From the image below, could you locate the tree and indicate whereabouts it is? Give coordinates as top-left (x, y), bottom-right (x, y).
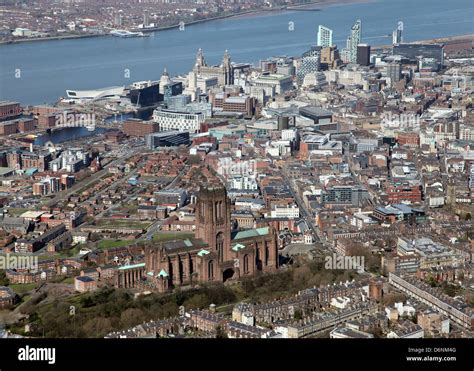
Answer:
top-left (382, 292), bottom-right (407, 307)
top-left (83, 317), bottom-right (113, 338)
top-left (0, 271), bottom-right (9, 286)
top-left (426, 275), bottom-right (438, 287)
top-left (466, 292), bottom-right (474, 307)
top-left (441, 283), bottom-right (457, 297)
top-left (120, 308), bottom-right (145, 329)
top-left (293, 310), bottom-right (303, 321)
top-left (215, 325), bottom-right (227, 339)
top-left (89, 233), bottom-right (101, 242)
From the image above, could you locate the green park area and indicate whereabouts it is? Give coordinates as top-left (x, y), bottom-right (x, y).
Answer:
top-left (97, 239), bottom-right (136, 250)
top-left (8, 283), bottom-right (38, 294)
top-left (5, 208), bottom-right (30, 216)
top-left (95, 219), bottom-right (151, 230)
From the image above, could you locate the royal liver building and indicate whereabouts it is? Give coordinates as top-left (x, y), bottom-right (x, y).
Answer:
top-left (193, 48), bottom-right (234, 86)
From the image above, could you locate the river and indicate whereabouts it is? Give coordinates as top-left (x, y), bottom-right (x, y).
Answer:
top-left (33, 127), bottom-right (109, 145)
top-left (0, 0), bottom-right (473, 105)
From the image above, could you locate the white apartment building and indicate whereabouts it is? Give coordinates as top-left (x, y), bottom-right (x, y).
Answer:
top-left (317, 25), bottom-right (333, 48)
top-left (266, 140), bottom-right (292, 157)
top-left (269, 204), bottom-right (300, 219)
top-left (153, 108), bottom-right (205, 133)
top-left (229, 176), bottom-right (258, 191)
top-left (460, 124), bottom-right (474, 141)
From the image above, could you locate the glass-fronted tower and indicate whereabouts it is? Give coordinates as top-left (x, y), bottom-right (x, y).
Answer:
top-left (317, 25), bottom-right (333, 48)
top-left (342, 19), bottom-right (362, 63)
top-left (297, 46), bottom-right (322, 84)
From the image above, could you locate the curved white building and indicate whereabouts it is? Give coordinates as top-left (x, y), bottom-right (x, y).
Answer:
top-left (66, 86), bottom-right (125, 101)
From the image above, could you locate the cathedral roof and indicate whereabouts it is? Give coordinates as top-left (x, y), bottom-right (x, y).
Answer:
top-left (118, 263), bottom-right (145, 270)
top-left (231, 227), bottom-right (270, 241)
top-left (231, 243), bottom-right (246, 252)
top-left (162, 238), bottom-right (207, 252)
top-left (197, 249), bottom-right (210, 257)
top-left (158, 269), bottom-right (169, 277)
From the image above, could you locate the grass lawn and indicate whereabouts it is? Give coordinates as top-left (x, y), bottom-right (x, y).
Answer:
top-left (36, 254), bottom-right (59, 261)
top-left (21, 293), bottom-right (32, 304)
top-left (96, 219), bottom-right (151, 229)
top-left (97, 239), bottom-right (136, 250)
top-left (8, 283), bottom-right (38, 294)
top-left (152, 232), bottom-right (194, 242)
top-left (6, 208), bottom-right (30, 216)
top-left (122, 204), bottom-right (138, 214)
top-left (56, 245), bottom-right (83, 258)
top-left (60, 277), bottom-right (75, 284)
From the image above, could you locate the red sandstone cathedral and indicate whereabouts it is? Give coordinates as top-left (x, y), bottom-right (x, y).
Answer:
top-left (144, 186), bottom-right (279, 292)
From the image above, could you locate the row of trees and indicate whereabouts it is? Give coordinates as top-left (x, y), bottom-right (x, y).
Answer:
top-left (19, 285), bottom-right (237, 338)
top-left (13, 255), bottom-right (370, 337)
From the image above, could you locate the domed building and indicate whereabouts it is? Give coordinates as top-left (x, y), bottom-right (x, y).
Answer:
top-left (159, 67), bottom-right (171, 94)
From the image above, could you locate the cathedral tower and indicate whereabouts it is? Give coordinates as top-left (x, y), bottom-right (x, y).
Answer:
top-left (195, 186), bottom-right (232, 263)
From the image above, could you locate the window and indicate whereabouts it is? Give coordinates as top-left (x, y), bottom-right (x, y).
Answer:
top-left (208, 260), bottom-right (214, 280)
top-left (243, 254), bottom-right (249, 274)
top-left (216, 232), bottom-right (224, 261)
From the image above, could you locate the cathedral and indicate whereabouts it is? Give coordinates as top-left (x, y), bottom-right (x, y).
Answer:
top-left (144, 186), bottom-right (278, 292)
top-left (193, 48), bottom-right (234, 86)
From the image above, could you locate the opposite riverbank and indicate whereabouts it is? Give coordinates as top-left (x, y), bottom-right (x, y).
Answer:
top-left (0, 0), bottom-right (371, 46)
top-left (371, 34), bottom-right (474, 50)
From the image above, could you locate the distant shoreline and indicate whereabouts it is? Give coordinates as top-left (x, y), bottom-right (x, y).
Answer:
top-left (371, 33), bottom-right (474, 50)
top-left (0, 0), bottom-right (371, 46)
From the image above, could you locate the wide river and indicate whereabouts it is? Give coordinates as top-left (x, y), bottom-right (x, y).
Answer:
top-left (0, 0), bottom-right (473, 105)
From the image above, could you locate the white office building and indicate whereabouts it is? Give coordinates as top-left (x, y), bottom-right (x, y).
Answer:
top-left (153, 108), bottom-right (205, 133)
top-left (269, 204), bottom-right (300, 219)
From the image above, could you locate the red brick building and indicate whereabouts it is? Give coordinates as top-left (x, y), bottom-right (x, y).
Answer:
top-left (386, 184), bottom-right (422, 203)
top-left (397, 132), bottom-right (420, 148)
top-left (123, 119), bottom-right (159, 137)
top-left (0, 101), bottom-right (21, 121)
top-left (18, 118), bottom-right (36, 132)
top-left (0, 286), bottom-right (18, 309)
top-left (0, 121), bottom-right (18, 135)
top-left (37, 114), bottom-right (57, 129)
top-left (31, 105), bottom-right (59, 116)
top-left (74, 276), bottom-right (98, 292)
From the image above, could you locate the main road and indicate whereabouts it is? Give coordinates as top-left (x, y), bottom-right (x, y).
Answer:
top-left (280, 164), bottom-right (332, 251)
